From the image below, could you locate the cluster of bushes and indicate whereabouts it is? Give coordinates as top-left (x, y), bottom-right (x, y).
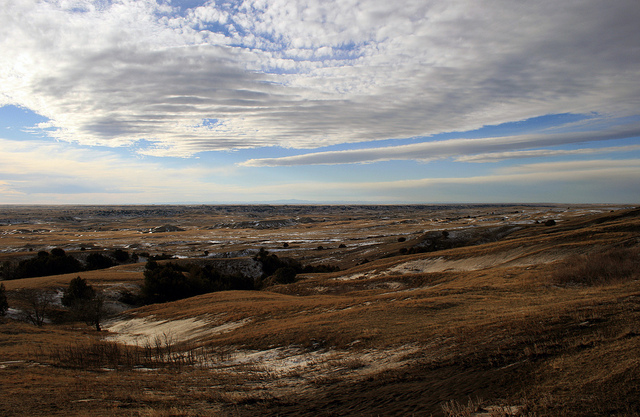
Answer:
top-left (137, 249), bottom-right (341, 304)
top-left (3, 248), bottom-right (82, 280)
top-left (3, 277), bottom-right (106, 328)
top-left (254, 248), bottom-right (339, 286)
top-left (1, 248), bottom-right (342, 325)
top-left (393, 231), bottom-right (453, 256)
top-left (1, 248), bottom-right (137, 280)
top-left (394, 227), bottom-right (519, 257)
top-left (140, 260), bottom-right (254, 304)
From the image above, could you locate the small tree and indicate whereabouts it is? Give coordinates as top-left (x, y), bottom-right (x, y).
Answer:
top-left (16, 289), bottom-right (54, 326)
top-left (85, 253), bottom-right (115, 270)
top-left (112, 249), bottom-right (130, 263)
top-left (62, 277), bottom-right (104, 331)
top-left (1, 261), bottom-right (16, 280)
top-left (84, 293), bottom-right (105, 332)
top-left (0, 283), bottom-right (8, 316)
top-left (50, 247), bottom-right (66, 257)
top-left (273, 267), bottom-right (297, 284)
top-left (62, 277), bottom-right (96, 307)
top-left (141, 261), bottom-right (191, 303)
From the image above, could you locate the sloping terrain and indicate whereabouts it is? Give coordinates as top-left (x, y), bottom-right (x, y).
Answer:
top-left (0, 205), bottom-right (639, 416)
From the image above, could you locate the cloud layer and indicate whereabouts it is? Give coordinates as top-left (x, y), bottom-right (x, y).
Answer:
top-left (241, 123), bottom-right (640, 166)
top-left (2, 0), bottom-right (639, 157)
top-left (1, 135), bottom-right (637, 204)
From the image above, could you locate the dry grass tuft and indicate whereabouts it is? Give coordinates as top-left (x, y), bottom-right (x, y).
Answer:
top-left (552, 246), bottom-right (640, 286)
top-left (38, 336), bottom-right (219, 370)
top-left (441, 397), bottom-right (484, 417)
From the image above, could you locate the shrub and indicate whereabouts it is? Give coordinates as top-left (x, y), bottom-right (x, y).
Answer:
top-left (112, 249), bottom-right (130, 262)
top-left (441, 397), bottom-right (483, 417)
top-left (50, 247), bottom-right (66, 257)
top-left (141, 262), bottom-right (191, 303)
top-left (553, 247), bottom-right (640, 286)
top-left (254, 248), bottom-right (301, 278)
top-left (118, 289), bottom-right (143, 306)
top-left (254, 248), bottom-right (338, 281)
top-left (149, 253), bottom-right (174, 261)
top-left (0, 261), bottom-right (16, 280)
top-left (62, 277), bottom-right (105, 331)
top-left (13, 249), bottom-right (82, 279)
top-left (273, 267), bottom-right (297, 284)
top-left (14, 289), bottom-right (55, 326)
top-left (85, 253), bottom-right (115, 270)
top-left (140, 261), bottom-right (254, 304)
top-left (62, 276), bottom-right (96, 307)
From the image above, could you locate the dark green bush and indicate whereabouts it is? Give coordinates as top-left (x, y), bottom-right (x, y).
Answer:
top-left (273, 267), bottom-right (297, 284)
top-left (85, 253), bottom-right (115, 270)
top-left (112, 249), bottom-right (130, 262)
top-left (62, 277), bottom-right (105, 331)
top-left (254, 248), bottom-right (339, 282)
top-left (62, 276), bottom-right (96, 308)
top-left (13, 249), bottom-right (82, 279)
top-left (140, 261), bottom-right (254, 304)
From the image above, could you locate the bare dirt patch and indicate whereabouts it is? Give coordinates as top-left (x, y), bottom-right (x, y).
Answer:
top-left (104, 316), bottom-right (252, 345)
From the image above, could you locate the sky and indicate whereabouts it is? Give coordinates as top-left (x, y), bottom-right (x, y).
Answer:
top-left (1, 0), bottom-right (639, 204)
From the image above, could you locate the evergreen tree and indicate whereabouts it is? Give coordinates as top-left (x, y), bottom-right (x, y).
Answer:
top-left (62, 277), bottom-right (104, 331)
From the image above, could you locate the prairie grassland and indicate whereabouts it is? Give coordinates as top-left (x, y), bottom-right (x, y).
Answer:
top-left (0, 205), bottom-right (639, 416)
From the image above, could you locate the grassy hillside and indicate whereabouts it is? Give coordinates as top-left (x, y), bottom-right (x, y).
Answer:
top-left (1, 207), bottom-right (639, 416)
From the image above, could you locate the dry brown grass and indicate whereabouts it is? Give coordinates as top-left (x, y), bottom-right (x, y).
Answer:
top-left (1, 205), bottom-right (639, 416)
top-left (0, 264), bottom-right (145, 291)
top-left (552, 246), bottom-right (640, 286)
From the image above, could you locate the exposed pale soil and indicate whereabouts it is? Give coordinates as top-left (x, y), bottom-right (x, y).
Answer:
top-left (104, 316), bottom-right (252, 346)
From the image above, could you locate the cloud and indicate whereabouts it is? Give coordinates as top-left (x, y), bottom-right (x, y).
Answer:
top-left (0, 137), bottom-right (242, 203)
top-left (1, 132), bottom-right (637, 203)
top-left (455, 144), bottom-right (640, 163)
top-left (1, 0), bottom-right (639, 156)
top-left (241, 122), bottom-right (640, 166)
